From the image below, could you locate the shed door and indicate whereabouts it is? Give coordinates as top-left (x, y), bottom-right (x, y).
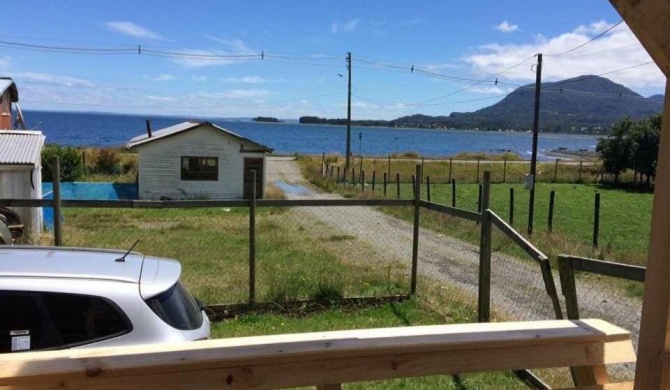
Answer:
top-left (243, 158), bottom-right (264, 199)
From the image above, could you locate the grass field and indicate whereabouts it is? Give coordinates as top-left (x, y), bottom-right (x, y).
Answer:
top-left (39, 205), bottom-right (533, 388)
top-left (301, 158), bottom-right (653, 265)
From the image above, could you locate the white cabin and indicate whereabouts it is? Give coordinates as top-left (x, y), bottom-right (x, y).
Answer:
top-left (127, 121), bottom-right (272, 200)
top-left (0, 130), bottom-right (45, 242)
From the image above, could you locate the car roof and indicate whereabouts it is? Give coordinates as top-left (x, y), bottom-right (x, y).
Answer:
top-left (0, 246), bottom-right (146, 283)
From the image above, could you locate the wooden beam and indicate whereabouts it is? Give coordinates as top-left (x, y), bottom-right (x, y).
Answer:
top-left (0, 320), bottom-right (634, 389)
top-left (609, 0), bottom-right (670, 77)
top-left (633, 81), bottom-right (670, 389)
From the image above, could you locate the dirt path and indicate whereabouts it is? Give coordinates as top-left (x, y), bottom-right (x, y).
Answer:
top-left (266, 157), bottom-right (640, 375)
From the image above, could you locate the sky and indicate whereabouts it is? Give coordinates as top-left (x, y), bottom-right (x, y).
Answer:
top-left (0, 1), bottom-right (665, 120)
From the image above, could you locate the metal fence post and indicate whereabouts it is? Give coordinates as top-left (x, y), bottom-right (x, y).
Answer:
top-left (249, 170), bottom-right (257, 304)
top-left (476, 158), bottom-right (481, 183)
top-left (448, 157), bottom-right (453, 183)
top-left (593, 193), bottom-right (600, 248)
top-left (383, 172), bottom-right (387, 197)
top-left (451, 179), bottom-right (456, 208)
top-left (548, 190), bottom-right (555, 233)
top-left (503, 158), bottom-right (507, 183)
top-left (396, 173), bottom-right (400, 200)
top-left (478, 171), bottom-right (492, 322)
top-left (426, 176), bottom-right (431, 202)
top-left (372, 171), bottom-right (376, 192)
top-left (509, 187), bottom-right (514, 225)
top-left (52, 157), bottom-right (63, 246)
top-left (411, 164), bottom-right (422, 295)
top-left (361, 170), bottom-right (365, 192)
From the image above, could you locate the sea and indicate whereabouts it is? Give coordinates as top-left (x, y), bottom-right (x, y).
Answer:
top-left (24, 110), bottom-right (599, 161)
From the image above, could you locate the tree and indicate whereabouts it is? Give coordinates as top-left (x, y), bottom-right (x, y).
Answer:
top-left (41, 145), bottom-right (85, 182)
top-left (596, 117), bottom-right (634, 183)
top-left (630, 114), bottom-right (661, 186)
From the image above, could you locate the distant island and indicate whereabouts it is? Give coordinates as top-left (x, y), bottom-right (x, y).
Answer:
top-left (253, 116), bottom-right (283, 123)
top-left (300, 75), bottom-right (664, 135)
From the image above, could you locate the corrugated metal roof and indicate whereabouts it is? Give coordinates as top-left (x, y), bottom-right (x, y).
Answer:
top-left (0, 78), bottom-right (18, 102)
top-left (0, 130), bottom-right (45, 166)
top-left (126, 120), bottom-right (272, 152)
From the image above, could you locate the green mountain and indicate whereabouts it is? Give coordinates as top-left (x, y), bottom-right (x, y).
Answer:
top-left (391, 75), bottom-right (664, 134)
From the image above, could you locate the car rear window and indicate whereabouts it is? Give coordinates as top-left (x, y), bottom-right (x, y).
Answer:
top-left (144, 281), bottom-right (203, 330)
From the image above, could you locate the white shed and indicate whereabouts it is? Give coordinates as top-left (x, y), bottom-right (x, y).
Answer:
top-left (0, 130), bottom-right (45, 242)
top-left (127, 121), bottom-right (272, 200)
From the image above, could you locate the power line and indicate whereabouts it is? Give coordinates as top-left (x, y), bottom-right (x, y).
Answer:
top-left (544, 20), bottom-right (624, 57)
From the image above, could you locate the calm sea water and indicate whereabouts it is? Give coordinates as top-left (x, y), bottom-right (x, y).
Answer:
top-left (25, 110), bottom-right (599, 160)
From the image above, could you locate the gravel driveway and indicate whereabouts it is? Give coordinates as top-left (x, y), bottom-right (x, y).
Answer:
top-left (266, 157), bottom-right (641, 376)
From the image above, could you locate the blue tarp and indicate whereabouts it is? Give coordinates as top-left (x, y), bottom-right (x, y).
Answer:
top-left (42, 182), bottom-right (138, 230)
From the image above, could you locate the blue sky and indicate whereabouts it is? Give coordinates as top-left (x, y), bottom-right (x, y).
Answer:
top-left (0, 1), bottom-right (664, 120)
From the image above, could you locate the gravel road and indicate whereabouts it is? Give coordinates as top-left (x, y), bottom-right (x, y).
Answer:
top-left (266, 157), bottom-right (641, 376)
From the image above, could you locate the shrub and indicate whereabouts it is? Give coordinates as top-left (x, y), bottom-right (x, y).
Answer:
top-left (41, 145), bottom-right (85, 182)
top-left (93, 148), bottom-right (121, 175)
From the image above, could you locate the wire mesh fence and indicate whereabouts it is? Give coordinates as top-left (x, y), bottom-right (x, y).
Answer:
top-left (489, 228), bottom-right (561, 322)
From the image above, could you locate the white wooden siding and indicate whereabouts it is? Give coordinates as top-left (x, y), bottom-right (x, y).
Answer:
top-left (0, 165), bottom-right (43, 241)
top-left (137, 125), bottom-right (266, 200)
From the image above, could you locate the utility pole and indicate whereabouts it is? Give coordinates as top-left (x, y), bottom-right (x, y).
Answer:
top-left (345, 52), bottom-right (352, 170)
top-left (528, 53), bottom-right (543, 235)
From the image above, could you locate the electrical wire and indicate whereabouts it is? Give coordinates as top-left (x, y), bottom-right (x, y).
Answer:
top-left (544, 20), bottom-right (624, 57)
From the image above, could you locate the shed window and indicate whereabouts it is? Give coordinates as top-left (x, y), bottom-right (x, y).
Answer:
top-left (181, 157), bottom-right (218, 181)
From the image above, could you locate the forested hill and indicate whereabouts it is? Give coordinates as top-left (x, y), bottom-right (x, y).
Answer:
top-left (300, 76), bottom-right (663, 134)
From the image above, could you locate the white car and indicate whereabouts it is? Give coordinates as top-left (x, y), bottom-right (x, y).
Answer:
top-left (0, 246), bottom-right (210, 353)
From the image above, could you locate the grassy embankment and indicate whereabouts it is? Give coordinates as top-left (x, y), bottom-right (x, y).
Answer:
top-left (39, 203), bottom-right (528, 389)
top-left (302, 155), bottom-right (652, 266)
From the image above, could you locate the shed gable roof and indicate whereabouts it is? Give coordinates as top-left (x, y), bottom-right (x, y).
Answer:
top-left (0, 78), bottom-right (18, 102)
top-left (126, 121), bottom-right (272, 152)
top-left (0, 130), bottom-right (45, 166)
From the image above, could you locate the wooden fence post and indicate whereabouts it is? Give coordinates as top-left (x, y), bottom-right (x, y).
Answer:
top-left (476, 158), bottom-right (481, 183)
top-left (421, 157), bottom-right (425, 183)
top-left (361, 170), bottom-right (365, 192)
top-left (321, 152), bottom-right (325, 176)
top-left (426, 176), bottom-right (431, 202)
top-left (372, 171), bottom-right (376, 192)
top-left (411, 165), bottom-right (422, 295)
top-left (451, 179), bottom-right (456, 208)
top-left (509, 187), bottom-right (514, 225)
top-left (477, 184), bottom-right (483, 213)
top-left (330, 165), bottom-right (334, 178)
top-left (478, 171), bottom-right (492, 322)
top-left (337, 166), bottom-right (341, 183)
top-left (411, 175), bottom-right (415, 190)
top-left (249, 170), bottom-right (257, 304)
top-left (52, 157), bottom-right (62, 247)
top-left (383, 172), bottom-right (387, 197)
top-left (593, 193), bottom-right (600, 248)
top-left (396, 173), bottom-right (400, 200)
top-left (554, 159), bottom-right (560, 182)
top-left (351, 168), bottom-right (355, 186)
top-left (548, 190), bottom-right (555, 233)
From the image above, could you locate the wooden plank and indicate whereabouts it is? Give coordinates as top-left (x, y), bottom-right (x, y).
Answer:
top-left (0, 337), bottom-right (635, 390)
top-left (609, 0), bottom-right (670, 76)
top-left (554, 382), bottom-right (634, 390)
top-left (562, 255), bottom-right (645, 282)
top-left (632, 81), bottom-right (670, 390)
top-left (489, 210), bottom-right (548, 263)
top-left (418, 200), bottom-right (482, 222)
top-left (0, 319), bottom-right (632, 384)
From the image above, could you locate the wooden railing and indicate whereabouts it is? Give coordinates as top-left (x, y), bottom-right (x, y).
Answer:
top-left (0, 319), bottom-right (635, 390)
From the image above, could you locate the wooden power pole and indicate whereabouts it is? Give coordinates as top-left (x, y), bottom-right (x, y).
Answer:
top-left (345, 52), bottom-right (352, 170)
top-left (528, 53), bottom-right (542, 235)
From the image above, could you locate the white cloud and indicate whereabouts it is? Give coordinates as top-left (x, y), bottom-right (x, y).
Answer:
top-left (197, 89), bottom-right (271, 99)
top-left (147, 95), bottom-right (176, 102)
top-left (171, 38), bottom-right (257, 68)
top-left (153, 74), bottom-right (176, 81)
top-left (343, 19), bottom-right (360, 32)
top-left (469, 86), bottom-right (513, 95)
top-left (331, 19), bottom-right (360, 34)
top-left (464, 21), bottom-right (665, 91)
top-left (222, 76), bottom-right (267, 84)
top-left (104, 21), bottom-right (164, 40)
top-left (494, 21), bottom-right (519, 33)
top-left (14, 72), bottom-right (96, 88)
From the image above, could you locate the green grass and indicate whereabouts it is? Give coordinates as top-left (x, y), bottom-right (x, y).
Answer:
top-left (212, 300), bottom-right (527, 389)
top-left (41, 205), bottom-right (537, 388)
top-left (302, 159), bottom-right (653, 265)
